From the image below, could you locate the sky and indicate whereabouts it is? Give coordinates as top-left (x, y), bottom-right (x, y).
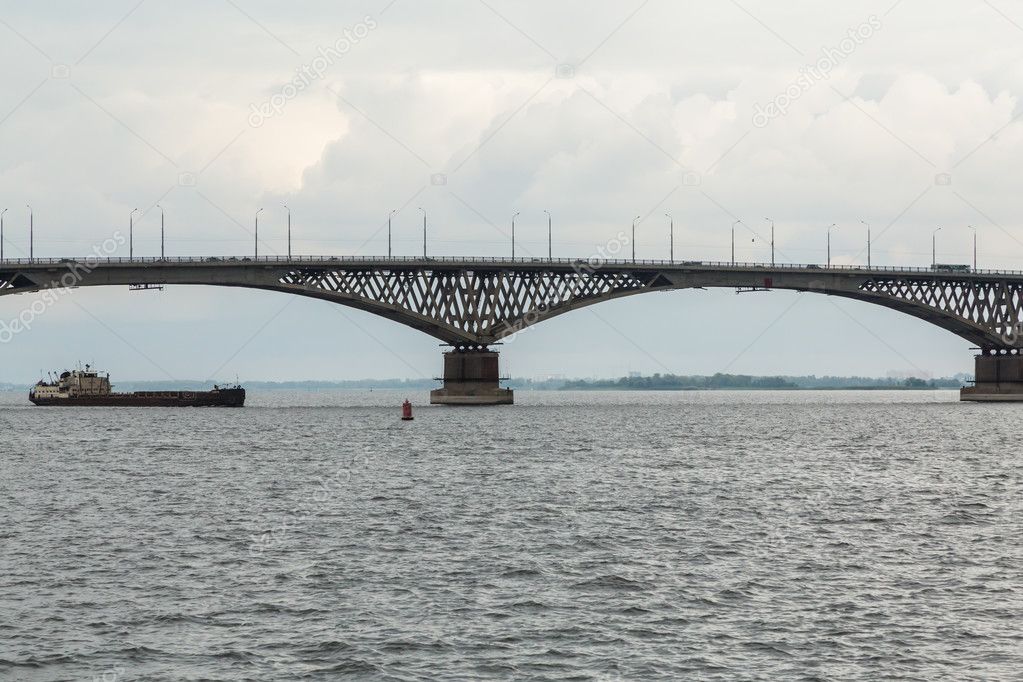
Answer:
top-left (1, 0), bottom-right (1022, 383)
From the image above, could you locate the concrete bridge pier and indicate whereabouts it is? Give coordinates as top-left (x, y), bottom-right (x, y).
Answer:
top-left (961, 352), bottom-right (1023, 402)
top-left (430, 347), bottom-right (514, 405)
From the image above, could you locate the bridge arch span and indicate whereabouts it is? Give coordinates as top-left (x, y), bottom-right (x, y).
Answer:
top-left (4, 256), bottom-right (1023, 402)
top-left (2, 257), bottom-right (1022, 351)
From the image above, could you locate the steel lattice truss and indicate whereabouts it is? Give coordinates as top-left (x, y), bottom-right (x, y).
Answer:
top-left (6, 258), bottom-right (1023, 351)
top-left (861, 276), bottom-right (1023, 349)
top-left (280, 267), bottom-right (671, 344)
top-left (0, 272), bottom-right (26, 293)
top-left (0, 271), bottom-right (39, 293)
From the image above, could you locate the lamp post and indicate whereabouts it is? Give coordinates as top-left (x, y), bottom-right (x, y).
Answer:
top-left (511, 211), bottom-right (520, 259)
top-left (544, 209), bottom-right (552, 261)
top-left (631, 215), bottom-right (641, 263)
top-left (419, 206), bottom-right (427, 257)
top-left (827, 223), bottom-right (837, 268)
top-left (0, 208), bottom-right (6, 261)
top-left (129, 208), bottom-right (139, 261)
top-left (764, 217), bottom-right (774, 266)
top-left (731, 219), bottom-right (742, 265)
top-left (255, 208), bottom-right (263, 258)
top-left (665, 214), bottom-right (673, 263)
top-left (388, 209), bottom-right (397, 258)
top-left (968, 225), bottom-right (977, 270)
top-left (27, 204), bottom-right (33, 261)
top-left (156, 204), bottom-right (165, 259)
top-left (284, 204), bottom-right (291, 259)
top-left (859, 220), bottom-right (871, 268)
top-left (932, 226), bottom-right (941, 267)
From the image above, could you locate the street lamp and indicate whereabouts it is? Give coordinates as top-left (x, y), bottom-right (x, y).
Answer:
top-left (129, 208), bottom-right (139, 261)
top-left (388, 209), bottom-right (397, 258)
top-left (665, 213), bottom-right (673, 263)
top-left (419, 206), bottom-right (427, 257)
top-left (0, 208), bottom-right (6, 261)
top-left (859, 220), bottom-right (871, 268)
top-left (511, 211), bottom-right (520, 259)
top-left (156, 204), bottom-right (165, 259)
top-left (968, 225), bottom-right (977, 270)
top-left (764, 217), bottom-right (774, 266)
top-left (284, 204), bottom-right (291, 259)
top-left (827, 223), bottom-right (837, 268)
top-left (27, 204), bottom-right (33, 261)
top-left (255, 208), bottom-right (263, 258)
top-left (631, 215), bottom-right (641, 263)
top-left (932, 226), bottom-right (941, 267)
top-left (544, 209), bottom-right (552, 261)
top-left (731, 219), bottom-right (742, 265)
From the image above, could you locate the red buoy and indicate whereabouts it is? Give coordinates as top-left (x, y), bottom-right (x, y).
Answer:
top-left (401, 399), bottom-right (414, 420)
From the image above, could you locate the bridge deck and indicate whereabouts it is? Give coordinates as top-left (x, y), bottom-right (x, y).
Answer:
top-left (3, 255), bottom-right (1022, 351)
top-left (2, 255), bottom-right (1022, 280)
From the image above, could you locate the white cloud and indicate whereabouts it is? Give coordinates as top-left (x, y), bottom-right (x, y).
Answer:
top-left (1, 0), bottom-right (1023, 381)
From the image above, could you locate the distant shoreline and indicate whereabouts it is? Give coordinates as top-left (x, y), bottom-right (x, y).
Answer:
top-left (552, 385), bottom-right (962, 392)
top-left (0, 376), bottom-right (968, 393)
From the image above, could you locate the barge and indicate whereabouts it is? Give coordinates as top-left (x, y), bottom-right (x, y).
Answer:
top-left (30, 366), bottom-right (245, 407)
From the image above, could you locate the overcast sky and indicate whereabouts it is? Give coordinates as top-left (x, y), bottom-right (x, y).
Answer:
top-left (1, 0), bottom-right (1021, 383)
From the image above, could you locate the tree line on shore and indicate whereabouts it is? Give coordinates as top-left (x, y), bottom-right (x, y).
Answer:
top-left (3, 372), bottom-right (969, 392)
top-left (556, 373), bottom-right (967, 390)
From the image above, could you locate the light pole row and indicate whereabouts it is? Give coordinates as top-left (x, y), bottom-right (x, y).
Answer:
top-left (931, 225), bottom-right (977, 269)
top-left (334, 215), bottom-right (983, 268)
top-left (252, 206), bottom-right (299, 259)
top-left (0, 207), bottom-right (985, 269)
top-left (719, 220), bottom-right (980, 270)
top-left (128, 206), bottom-right (170, 261)
top-left (383, 208), bottom-right (428, 259)
top-left (387, 209), bottom-right (567, 262)
top-left (0, 204), bottom-right (158, 262)
top-left (504, 210), bottom-right (555, 260)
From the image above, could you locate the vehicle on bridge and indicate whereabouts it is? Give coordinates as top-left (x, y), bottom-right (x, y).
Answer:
top-left (930, 263), bottom-right (972, 272)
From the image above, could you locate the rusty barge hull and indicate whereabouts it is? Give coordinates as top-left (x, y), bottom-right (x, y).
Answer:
top-left (29, 389), bottom-right (245, 407)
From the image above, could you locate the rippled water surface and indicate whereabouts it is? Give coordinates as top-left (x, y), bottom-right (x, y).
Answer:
top-left (1, 389), bottom-right (1021, 680)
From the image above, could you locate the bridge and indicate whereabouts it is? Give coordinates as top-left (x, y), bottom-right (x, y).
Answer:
top-left (3, 255), bottom-right (1023, 403)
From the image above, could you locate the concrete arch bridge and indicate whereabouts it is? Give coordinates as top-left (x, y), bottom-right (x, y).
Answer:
top-left (2, 256), bottom-right (1022, 403)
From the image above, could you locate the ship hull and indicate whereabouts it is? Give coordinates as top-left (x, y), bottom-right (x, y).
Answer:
top-left (29, 388), bottom-right (245, 407)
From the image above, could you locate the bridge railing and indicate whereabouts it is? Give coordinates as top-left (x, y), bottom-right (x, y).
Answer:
top-left (1, 255), bottom-right (1022, 276)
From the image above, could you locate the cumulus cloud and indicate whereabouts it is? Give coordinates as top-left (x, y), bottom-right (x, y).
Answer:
top-left (1, 0), bottom-right (1022, 381)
